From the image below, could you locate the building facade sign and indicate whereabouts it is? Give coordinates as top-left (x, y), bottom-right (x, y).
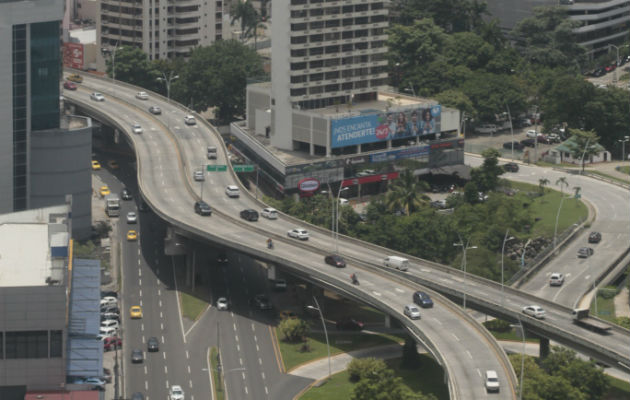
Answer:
top-left (63, 42), bottom-right (84, 70)
top-left (331, 105), bottom-right (442, 148)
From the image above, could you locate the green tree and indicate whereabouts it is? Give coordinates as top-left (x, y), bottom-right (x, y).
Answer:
top-left (470, 148), bottom-right (504, 192)
top-left (385, 170), bottom-right (429, 214)
top-left (173, 40), bottom-right (264, 122)
top-left (230, 0), bottom-right (259, 42)
top-left (540, 347), bottom-right (609, 400)
top-left (351, 360), bottom-right (429, 400)
top-left (435, 89), bottom-right (475, 117)
top-left (348, 358), bottom-right (388, 382)
top-left (394, 0), bottom-right (488, 33)
top-left (538, 178), bottom-right (550, 194)
top-left (278, 318), bottom-right (308, 342)
top-left (563, 129), bottom-right (600, 173)
top-left (105, 46), bottom-right (157, 90)
top-left (539, 74), bottom-right (595, 133)
top-left (459, 72), bottom-right (527, 122)
top-left (401, 337), bottom-right (422, 368)
top-left (583, 87), bottom-right (630, 152)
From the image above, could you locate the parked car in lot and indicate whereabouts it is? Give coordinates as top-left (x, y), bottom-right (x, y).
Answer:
top-left (287, 228), bottom-right (309, 240)
top-left (103, 336), bottom-right (122, 351)
top-left (503, 162), bottom-right (519, 172)
top-left (240, 209), bottom-right (259, 221)
top-left (412, 291), bottom-right (433, 308)
top-left (520, 138), bottom-right (536, 147)
top-left (324, 254), bottom-right (346, 268)
top-left (148, 105), bottom-right (162, 115)
top-left (100, 312), bottom-right (120, 322)
top-left (522, 305), bottom-right (546, 319)
top-left (194, 201), bottom-right (212, 216)
top-left (273, 279), bottom-right (287, 291)
top-left (588, 231), bottom-right (601, 243)
top-left (336, 318), bottom-right (364, 331)
top-left (100, 296), bottom-right (118, 306)
top-left (100, 305), bottom-right (119, 314)
top-left (502, 141), bottom-right (524, 151)
top-left (430, 199), bottom-right (447, 209)
top-left (147, 336), bottom-right (159, 352)
top-left (475, 124), bottom-right (498, 134)
top-left (578, 247), bottom-right (594, 258)
top-left (404, 304), bottom-right (421, 320)
top-left (549, 273), bottom-right (564, 286)
top-left (526, 130), bottom-right (539, 138)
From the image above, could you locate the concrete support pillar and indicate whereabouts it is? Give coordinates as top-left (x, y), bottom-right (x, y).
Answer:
top-left (186, 250), bottom-right (193, 287)
top-left (267, 264), bottom-right (277, 280)
top-left (384, 314), bottom-right (391, 328)
top-left (539, 337), bottom-right (550, 359)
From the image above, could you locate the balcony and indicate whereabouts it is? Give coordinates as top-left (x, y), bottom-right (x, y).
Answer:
top-left (289, 58), bottom-right (387, 76)
top-left (290, 21), bottom-right (387, 37)
top-left (288, 71), bottom-right (388, 90)
top-left (289, 33), bottom-right (387, 50)
top-left (290, 8), bottom-right (387, 24)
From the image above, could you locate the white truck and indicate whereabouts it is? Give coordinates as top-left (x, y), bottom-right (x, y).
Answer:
top-left (572, 308), bottom-right (611, 334)
top-left (383, 256), bottom-right (409, 271)
top-left (105, 194), bottom-right (120, 217)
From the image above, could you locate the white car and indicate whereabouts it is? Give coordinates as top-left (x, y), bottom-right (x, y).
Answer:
top-left (135, 91), bottom-right (149, 100)
top-left (225, 185), bottom-right (240, 198)
top-left (485, 370), bottom-right (500, 393)
top-left (100, 319), bottom-right (119, 330)
top-left (184, 115), bottom-right (196, 125)
top-left (549, 273), bottom-right (564, 286)
top-left (287, 228), bottom-right (309, 240)
top-left (100, 297), bottom-right (118, 307)
top-left (526, 130), bottom-right (539, 138)
top-left (261, 207), bottom-right (278, 219)
top-left (216, 297), bottom-right (228, 311)
top-left (131, 123), bottom-right (143, 134)
top-left (126, 211), bottom-right (137, 224)
top-left (522, 305), bottom-right (546, 319)
top-left (169, 385), bottom-right (184, 400)
top-left (193, 171), bottom-right (205, 181)
top-left (90, 92), bottom-right (105, 101)
top-left (404, 304), bottom-right (421, 320)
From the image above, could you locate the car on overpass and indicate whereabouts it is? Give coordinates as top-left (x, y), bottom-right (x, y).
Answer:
top-left (216, 297), bottom-right (229, 311)
top-left (148, 105), bottom-right (161, 115)
top-left (63, 81), bottom-right (77, 90)
top-left (325, 254), bottom-right (346, 268)
top-left (588, 231), bottom-right (602, 243)
top-left (131, 123), bottom-right (143, 134)
top-left (522, 305), bottom-right (546, 319)
top-left (549, 273), bottom-right (565, 286)
top-left (194, 201), bottom-right (212, 216)
top-left (404, 304), bottom-right (421, 320)
top-left (262, 207), bottom-right (278, 219)
top-left (225, 185), bottom-right (240, 198)
top-left (503, 162), bottom-right (519, 172)
top-left (67, 73), bottom-right (83, 83)
top-left (90, 92), bottom-right (105, 101)
top-left (135, 91), bottom-right (149, 100)
top-left (240, 209), bottom-right (259, 221)
top-left (184, 115), bottom-right (196, 125)
top-left (413, 291), bottom-right (434, 308)
top-left (287, 228), bottom-right (309, 240)
top-left (578, 247), bottom-right (594, 258)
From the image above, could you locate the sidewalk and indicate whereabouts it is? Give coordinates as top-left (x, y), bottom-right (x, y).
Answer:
top-left (614, 287), bottom-right (630, 318)
top-left (584, 161), bottom-right (630, 183)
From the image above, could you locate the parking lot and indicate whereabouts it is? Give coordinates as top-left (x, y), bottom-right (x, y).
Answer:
top-left (464, 126), bottom-right (559, 162)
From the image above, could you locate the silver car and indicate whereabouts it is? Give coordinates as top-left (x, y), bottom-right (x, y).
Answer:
top-left (131, 123), bottom-right (143, 134)
top-left (126, 211), bottom-right (137, 224)
top-left (193, 171), bottom-right (205, 181)
top-left (522, 305), bottom-right (546, 319)
top-left (404, 304), bottom-right (421, 320)
top-left (90, 92), bottom-right (105, 101)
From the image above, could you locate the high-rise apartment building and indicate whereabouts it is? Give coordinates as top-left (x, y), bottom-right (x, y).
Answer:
top-left (98, 0), bottom-right (224, 59)
top-left (271, 0), bottom-right (390, 149)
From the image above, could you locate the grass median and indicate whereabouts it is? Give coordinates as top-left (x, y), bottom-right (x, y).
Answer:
top-left (180, 292), bottom-right (208, 321)
top-left (299, 355), bottom-right (448, 400)
top-left (277, 328), bottom-right (405, 372)
top-left (210, 347), bottom-right (225, 400)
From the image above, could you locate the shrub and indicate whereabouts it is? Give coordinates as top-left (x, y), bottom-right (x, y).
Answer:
top-left (278, 318), bottom-right (308, 342)
top-left (484, 318), bottom-right (512, 332)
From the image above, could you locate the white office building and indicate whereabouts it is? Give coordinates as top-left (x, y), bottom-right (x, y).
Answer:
top-left (98, 0), bottom-right (224, 59)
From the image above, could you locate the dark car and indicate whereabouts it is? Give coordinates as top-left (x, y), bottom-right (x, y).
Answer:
top-left (63, 81), bottom-right (77, 90)
top-left (131, 393), bottom-right (145, 400)
top-left (138, 201), bottom-right (150, 212)
top-left (100, 313), bottom-right (120, 322)
top-left (412, 291), bottom-right (434, 308)
top-left (325, 254), bottom-right (346, 268)
top-left (217, 252), bottom-right (228, 264)
top-left (131, 349), bottom-right (143, 363)
top-left (336, 318), bottom-right (364, 331)
top-left (520, 138), bottom-right (536, 147)
top-left (148, 105), bottom-right (162, 115)
top-left (251, 294), bottom-right (272, 310)
top-left (578, 247), bottom-right (594, 258)
top-left (502, 141), bottom-right (523, 151)
top-left (588, 231), bottom-right (601, 243)
top-left (121, 188), bottom-right (132, 200)
top-left (101, 290), bottom-right (118, 298)
top-left (194, 201), bottom-right (212, 216)
top-left (102, 367), bottom-right (112, 383)
top-left (240, 209), bottom-right (259, 221)
top-left (503, 162), bottom-right (519, 172)
top-left (103, 336), bottom-right (122, 351)
top-left (147, 336), bottom-right (159, 352)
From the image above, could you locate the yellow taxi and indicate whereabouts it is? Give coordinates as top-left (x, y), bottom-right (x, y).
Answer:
top-left (99, 185), bottom-right (111, 197)
top-left (129, 306), bottom-right (143, 319)
top-left (92, 160), bottom-right (101, 170)
top-left (67, 73), bottom-right (83, 83)
top-left (126, 230), bottom-right (138, 241)
top-left (107, 160), bottom-right (119, 169)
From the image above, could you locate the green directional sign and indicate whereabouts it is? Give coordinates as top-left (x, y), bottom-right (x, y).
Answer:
top-left (233, 165), bottom-right (255, 173)
top-left (206, 164), bottom-right (228, 172)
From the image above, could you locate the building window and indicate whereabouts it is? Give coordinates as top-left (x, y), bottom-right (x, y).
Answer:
top-left (5, 331), bottom-right (49, 359)
top-left (12, 24), bottom-right (27, 211)
top-left (50, 330), bottom-right (62, 357)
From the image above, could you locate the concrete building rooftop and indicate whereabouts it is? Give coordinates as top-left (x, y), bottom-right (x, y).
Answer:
top-left (0, 223), bottom-right (51, 287)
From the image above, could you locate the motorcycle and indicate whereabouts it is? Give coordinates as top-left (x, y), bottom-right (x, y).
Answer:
top-left (351, 274), bottom-right (359, 285)
top-left (267, 239), bottom-right (274, 249)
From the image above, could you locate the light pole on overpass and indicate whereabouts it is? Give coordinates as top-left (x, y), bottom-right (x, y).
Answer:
top-left (157, 71), bottom-right (179, 104)
top-left (618, 136), bottom-right (629, 161)
top-left (335, 186), bottom-right (349, 253)
top-left (514, 316), bottom-right (527, 400)
top-left (307, 296), bottom-right (331, 380)
top-left (501, 230), bottom-right (515, 305)
top-left (453, 236), bottom-right (477, 310)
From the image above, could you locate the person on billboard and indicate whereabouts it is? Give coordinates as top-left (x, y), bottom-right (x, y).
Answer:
top-left (407, 110), bottom-right (421, 136)
top-left (395, 112), bottom-right (409, 138)
top-left (421, 108), bottom-right (435, 135)
top-left (386, 113), bottom-right (396, 139)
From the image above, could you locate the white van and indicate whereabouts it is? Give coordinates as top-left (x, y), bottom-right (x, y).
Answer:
top-left (484, 370), bottom-right (500, 393)
top-left (207, 146), bottom-right (217, 160)
top-left (261, 207), bottom-right (278, 219)
top-left (383, 256), bottom-right (409, 271)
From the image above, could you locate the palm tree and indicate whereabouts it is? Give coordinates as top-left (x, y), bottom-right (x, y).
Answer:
top-left (538, 178), bottom-right (549, 194)
top-left (556, 177), bottom-right (568, 195)
top-left (573, 186), bottom-right (581, 198)
top-left (230, 0), bottom-right (259, 42)
top-left (385, 170), bottom-right (428, 215)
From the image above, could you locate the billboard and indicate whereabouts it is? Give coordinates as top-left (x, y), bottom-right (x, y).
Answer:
top-left (63, 42), bottom-right (84, 70)
top-left (331, 105), bottom-right (442, 148)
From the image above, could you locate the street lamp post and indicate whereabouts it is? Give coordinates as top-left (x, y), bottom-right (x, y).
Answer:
top-left (453, 236), bottom-right (477, 310)
top-left (515, 316), bottom-right (526, 400)
top-left (321, 185), bottom-right (335, 243)
top-left (501, 230), bottom-right (515, 304)
top-left (618, 136), bottom-right (629, 161)
top-left (608, 44), bottom-right (629, 84)
top-left (307, 296), bottom-right (331, 380)
top-left (505, 103), bottom-right (515, 161)
top-left (335, 186), bottom-right (349, 253)
top-left (157, 71), bottom-right (179, 104)
top-left (101, 42), bottom-right (123, 87)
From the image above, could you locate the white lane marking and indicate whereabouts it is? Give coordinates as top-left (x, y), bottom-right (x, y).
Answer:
top-left (476, 368), bottom-right (482, 377)
top-left (144, 366), bottom-right (147, 374)
top-left (242, 372), bottom-right (246, 380)
top-left (138, 259), bottom-right (141, 266)
top-left (161, 323), bottom-right (164, 330)
top-left (254, 335), bottom-right (257, 342)
top-left (433, 318), bottom-right (443, 326)
top-left (258, 358), bottom-right (262, 365)
top-left (261, 372), bottom-right (265, 379)
top-left (171, 257), bottom-right (187, 343)
top-left (256, 344), bottom-right (259, 351)
top-left (140, 299), bottom-right (143, 307)
top-left (160, 311), bottom-right (163, 319)
top-left (187, 365), bottom-right (191, 373)
top-left (163, 352), bottom-right (167, 360)
top-left (237, 344), bottom-right (240, 352)
top-left (186, 350), bottom-right (190, 359)
top-left (585, 274), bottom-right (591, 280)
top-left (251, 323), bottom-right (255, 331)
top-left (189, 380), bottom-right (193, 388)
top-left (466, 350), bottom-right (472, 359)
top-left (451, 333), bottom-right (460, 341)
top-left (139, 269), bottom-right (142, 277)
top-left (141, 323), bottom-right (144, 332)
top-left (233, 323), bottom-right (237, 331)
top-left (239, 358), bottom-right (243, 366)
top-left (139, 278), bottom-right (142, 286)
top-left (164, 365), bottom-right (168, 374)
top-left (161, 335), bottom-right (165, 343)
top-left (158, 289), bottom-right (161, 296)
top-left (142, 336), bottom-right (146, 344)
top-left (144, 381), bottom-right (148, 390)
top-left (395, 288), bottom-right (404, 293)
top-left (159, 300), bottom-right (162, 308)
top-left (245, 387), bottom-right (248, 394)
top-left (139, 289), bottom-right (142, 297)
top-left (372, 291), bottom-right (382, 296)
top-left (166, 380), bottom-right (169, 389)
top-left (265, 387), bottom-right (269, 394)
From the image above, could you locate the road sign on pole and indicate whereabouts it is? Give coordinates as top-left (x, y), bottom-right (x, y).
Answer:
top-left (233, 165), bottom-right (255, 173)
top-left (207, 165), bottom-right (228, 172)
